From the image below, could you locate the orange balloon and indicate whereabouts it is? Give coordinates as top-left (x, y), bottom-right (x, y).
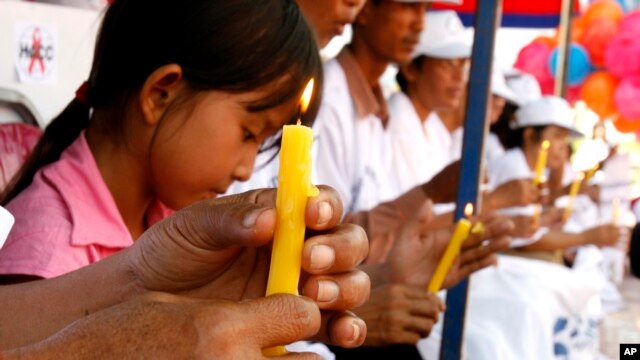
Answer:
top-left (579, 18), bottom-right (619, 67)
top-left (582, 0), bottom-right (624, 25)
top-left (533, 36), bottom-right (558, 48)
top-left (554, 17), bottom-right (586, 44)
top-left (613, 114), bottom-right (640, 133)
top-left (581, 71), bottom-right (619, 118)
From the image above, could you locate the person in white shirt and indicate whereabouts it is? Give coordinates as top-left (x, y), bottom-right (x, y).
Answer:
top-left (387, 12), bottom-right (539, 224)
top-left (388, 10), bottom-right (472, 197)
top-left (488, 96), bottom-right (622, 258)
top-left (311, 1), bottom-right (514, 356)
top-left (485, 66), bottom-right (521, 162)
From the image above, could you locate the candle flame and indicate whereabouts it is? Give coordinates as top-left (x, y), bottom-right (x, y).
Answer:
top-left (299, 78), bottom-right (315, 115)
top-left (464, 203), bottom-right (473, 218)
top-left (541, 140), bottom-right (550, 150)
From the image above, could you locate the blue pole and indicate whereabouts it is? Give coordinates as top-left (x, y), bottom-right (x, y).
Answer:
top-left (439, 0), bottom-right (502, 359)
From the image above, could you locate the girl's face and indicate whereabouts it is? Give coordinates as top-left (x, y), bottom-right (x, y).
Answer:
top-left (540, 125), bottom-right (569, 170)
top-left (148, 90), bottom-right (298, 210)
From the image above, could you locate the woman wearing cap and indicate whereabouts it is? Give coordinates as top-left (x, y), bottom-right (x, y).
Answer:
top-left (487, 95), bottom-right (623, 259)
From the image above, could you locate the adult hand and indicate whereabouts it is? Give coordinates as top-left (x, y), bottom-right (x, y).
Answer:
top-left (510, 215), bottom-right (538, 238)
top-left (386, 206), bottom-right (512, 288)
top-left (484, 178), bottom-right (539, 210)
top-left (421, 161), bottom-right (460, 204)
top-left (541, 206), bottom-right (564, 231)
top-left (7, 293), bottom-right (326, 359)
top-left (355, 283), bottom-right (444, 346)
top-left (127, 186), bottom-right (369, 348)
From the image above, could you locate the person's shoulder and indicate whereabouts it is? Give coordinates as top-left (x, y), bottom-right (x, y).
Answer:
top-left (322, 59), bottom-right (350, 99)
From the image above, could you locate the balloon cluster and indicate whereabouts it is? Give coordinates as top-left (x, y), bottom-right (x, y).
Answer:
top-left (514, 0), bottom-right (640, 133)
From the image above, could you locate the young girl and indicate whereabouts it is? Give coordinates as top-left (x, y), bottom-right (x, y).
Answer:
top-left (0, 0), bottom-right (323, 282)
top-left (487, 95), bottom-right (622, 260)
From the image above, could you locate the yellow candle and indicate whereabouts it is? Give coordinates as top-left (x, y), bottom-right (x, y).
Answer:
top-left (428, 203), bottom-right (473, 293)
top-left (562, 172), bottom-right (585, 223)
top-left (584, 164), bottom-right (599, 182)
top-left (533, 140), bottom-right (550, 186)
top-left (612, 197), bottom-right (621, 226)
top-left (264, 79), bottom-right (318, 357)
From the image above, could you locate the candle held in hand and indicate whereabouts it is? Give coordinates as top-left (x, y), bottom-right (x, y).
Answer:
top-left (263, 79), bottom-right (318, 357)
top-left (562, 172), bottom-right (584, 223)
top-left (428, 203), bottom-right (473, 293)
top-left (533, 140), bottom-right (550, 186)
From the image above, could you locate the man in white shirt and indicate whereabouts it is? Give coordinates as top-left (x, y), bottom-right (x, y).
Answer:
top-left (387, 10), bottom-right (471, 197)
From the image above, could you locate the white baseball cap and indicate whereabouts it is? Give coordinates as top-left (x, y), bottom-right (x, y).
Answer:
top-left (504, 69), bottom-right (542, 106)
top-left (412, 10), bottom-right (472, 59)
top-left (491, 66), bottom-right (520, 105)
top-left (513, 96), bottom-right (583, 136)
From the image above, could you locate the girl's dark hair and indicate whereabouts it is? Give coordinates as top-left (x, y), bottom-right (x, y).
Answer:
top-left (504, 125), bottom-right (546, 150)
top-left (2, 0), bottom-right (322, 204)
top-left (490, 102), bottom-right (518, 148)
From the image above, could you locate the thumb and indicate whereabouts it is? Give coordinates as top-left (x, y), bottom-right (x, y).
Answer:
top-left (239, 294), bottom-right (321, 349)
top-left (146, 198), bottom-right (277, 251)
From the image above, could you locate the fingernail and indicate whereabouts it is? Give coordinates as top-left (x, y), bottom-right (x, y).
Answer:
top-left (317, 201), bottom-right (332, 227)
top-left (349, 322), bottom-right (361, 343)
top-left (242, 208), bottom-right (265, 228)
top-left (317, 280), bottom-right (339, 303)
top-left (310, 244), bottom-right (335, 271)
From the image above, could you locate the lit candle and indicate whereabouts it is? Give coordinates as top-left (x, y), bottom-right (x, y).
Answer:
top-left (428, 203), bottom-right (473, 293)
top-left (612, 197), bottom-right (621, 226)
top-left (533, 140), bottom-right (550, 186)
top-left (562, 172), bottom-right (585, 223)
top-left (264, 79), bottom-right (318, 357)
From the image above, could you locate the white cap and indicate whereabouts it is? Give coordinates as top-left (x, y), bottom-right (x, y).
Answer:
top-left (0, 206), bottom-right (14, 249)
top-left (491, 66), bottom-right (520, 105)
top-left (513, 96), bottom-right (583, 137)
top-left (504, 69), bottom-right (542, 106)
top-left (412, 10), bottom-right (472, 59)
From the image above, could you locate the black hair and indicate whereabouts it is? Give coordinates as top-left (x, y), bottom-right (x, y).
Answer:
top-left (2, 0), bottom-right (322, 204)
top-left (396, 56), bottom-right (426, 93)
top-left (490, 102), bottom-right (518, 149)
top-left (504, 125), bottom-right (546, 150)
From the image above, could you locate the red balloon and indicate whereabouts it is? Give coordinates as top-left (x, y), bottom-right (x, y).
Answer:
top-left (612, 114), bottom-right (640, 133)
top-left (614, 75), bottom-right (640, 119)
top-left (579, 18), bottom-right (619, 67)
top-left (514, 42), bottom-right (554, 90)
top-left (619, 10), bottom-right (640, 36)
top-left (580, 71), bottom-right (619, 118)
top-left (583, 0), bottom-right (625, 25)
top-left (567, 85), bottom-right (582, 104)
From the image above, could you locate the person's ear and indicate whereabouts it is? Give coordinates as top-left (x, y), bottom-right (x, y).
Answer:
top-left (139, 64), bottom-right (184, 126)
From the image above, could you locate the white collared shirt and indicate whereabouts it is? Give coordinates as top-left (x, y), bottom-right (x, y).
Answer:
top-left (313, 58), bottom-right (394, 213)
top-left (387, 92), bottom-right (462, 199)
